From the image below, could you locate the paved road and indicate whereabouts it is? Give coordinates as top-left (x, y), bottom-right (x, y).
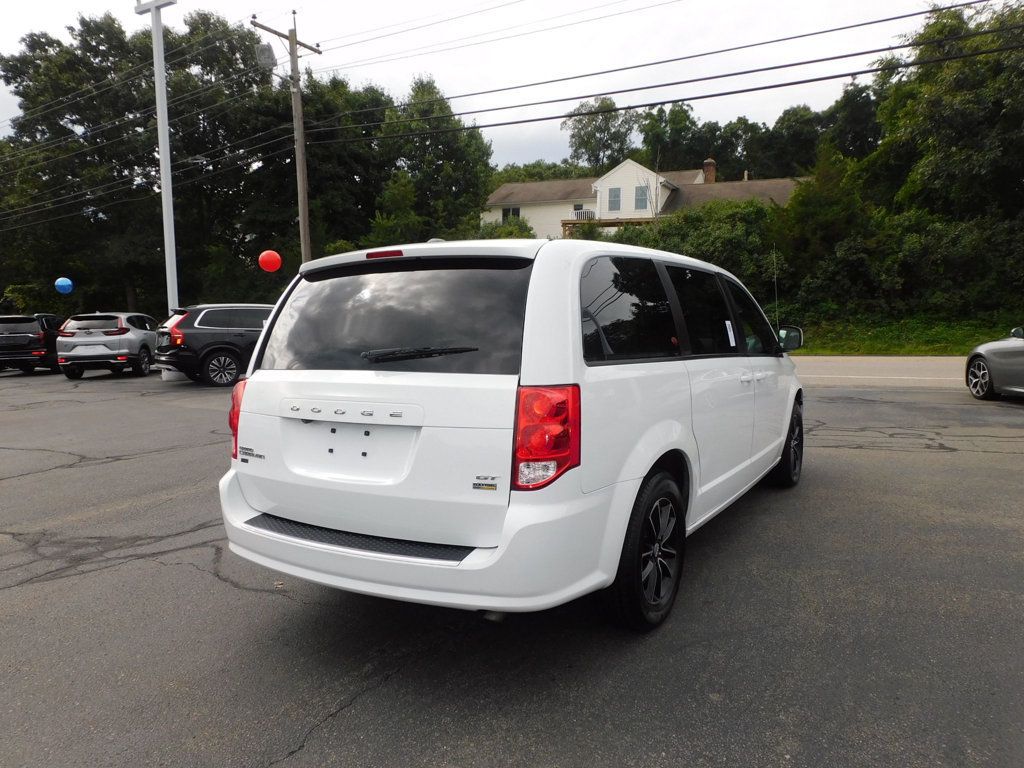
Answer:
top-left (793, 355), bottom-right (965, 388)
top-left (0, 365), bottom-right (1021, 767)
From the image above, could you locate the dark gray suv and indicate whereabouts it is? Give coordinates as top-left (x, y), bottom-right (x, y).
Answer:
top-left (154, 304), bottom-right (273, 386)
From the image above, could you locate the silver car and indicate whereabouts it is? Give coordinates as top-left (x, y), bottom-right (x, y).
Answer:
top-left (966, 326), bottom-right (1024, 400)
top-left (57, 312), bottom-right (158, 380)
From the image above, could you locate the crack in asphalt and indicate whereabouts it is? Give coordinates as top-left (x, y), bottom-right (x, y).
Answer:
top-left (803, 421), bottom-right (1024, 455)
top-left (0, 438), bottom-right (228, 483)
top-left (0, 520), bottom-right (223, 590)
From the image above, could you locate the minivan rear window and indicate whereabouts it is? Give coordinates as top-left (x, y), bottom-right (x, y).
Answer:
top-left (64, 315), bottom-right (119, 331)
top-left (259, 258), bottom-right (533, 374)
top-left (0, 317), bottom-right (38, 333)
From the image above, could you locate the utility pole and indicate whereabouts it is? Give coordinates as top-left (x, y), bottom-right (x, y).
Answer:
top-left (251, 12), bottom-right (321, 263)
top-left (135, 0), bottom-right (179, 312)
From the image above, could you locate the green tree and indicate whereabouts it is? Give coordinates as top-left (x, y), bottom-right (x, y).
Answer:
top-left (477, 216), bottom-right (536, 239)
top-left (561, 97), bottom-right (639, 172)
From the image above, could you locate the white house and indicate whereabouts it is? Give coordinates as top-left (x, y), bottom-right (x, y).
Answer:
top-left (482, 158), bottom-right (799, 239)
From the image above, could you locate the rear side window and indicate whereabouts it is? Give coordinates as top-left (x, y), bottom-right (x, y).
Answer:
top-left (197, 309), bottom-right (234, 328)
top-left (0, 317), bottom-right (39, 333)
top-left (65, 315), bottom-right (119, 331)
top-left (260, 258), bottom-right (533, 374)
top-left (233, 308), bottom-right (271, 329)
top-left (665, 267), bottom-right (737, 356)
top-left (580, 256), bottom-right (679, 363)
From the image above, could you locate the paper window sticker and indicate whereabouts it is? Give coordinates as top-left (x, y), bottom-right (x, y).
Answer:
top-left (725, 320), bottom-right (736, 348)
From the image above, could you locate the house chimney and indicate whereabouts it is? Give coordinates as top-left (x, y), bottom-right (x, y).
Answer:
top-left (703, 158), bottom-right (717, 183)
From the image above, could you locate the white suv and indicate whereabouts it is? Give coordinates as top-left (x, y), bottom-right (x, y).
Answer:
top-left (220, 240), bottom-right (804, 630)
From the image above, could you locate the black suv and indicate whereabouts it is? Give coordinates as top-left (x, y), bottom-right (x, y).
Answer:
top-left (0, 313), bottom-right (63, 373)
top-left (155, 304), bottom-right (273, 386)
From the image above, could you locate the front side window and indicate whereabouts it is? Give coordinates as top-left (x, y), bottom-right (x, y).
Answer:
top-left (260, 258), bottom-right (533, 374)
top-left (580, 256), bottom-right (678, 363)
top-left (665, 267), bottom-right (737, 356)
top-left (608, 187), bottom-right (621, 212)
top-left (724, 280), bottom-right (779, 354)
top-left (635, 185), bottom-right (648, 211)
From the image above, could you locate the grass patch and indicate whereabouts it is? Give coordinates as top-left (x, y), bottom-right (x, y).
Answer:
top-left (791, 315), bottom-right (1021, 356)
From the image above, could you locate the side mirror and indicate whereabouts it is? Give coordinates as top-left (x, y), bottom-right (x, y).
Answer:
top-left (1011, 327), bottom-right (1023, 339)
top-left (778, 325), bottom-right (803, 352)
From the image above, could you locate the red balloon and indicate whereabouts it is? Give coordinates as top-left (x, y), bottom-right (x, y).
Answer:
top-left (258, 249), bottom-right (282, 272)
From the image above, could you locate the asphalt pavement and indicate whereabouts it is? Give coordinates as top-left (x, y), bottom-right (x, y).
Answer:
top-left (0, 363), bottom-right (1021, 767)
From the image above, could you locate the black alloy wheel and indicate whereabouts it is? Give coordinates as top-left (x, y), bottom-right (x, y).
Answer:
top-left (63, 365), bottom-right (83, 380)
top-left (606, 471), bottom-right (686, 631)
top-left (769, 401), bottom-right (803, 488)
top-left (203, 351), bottom-right (240, 386)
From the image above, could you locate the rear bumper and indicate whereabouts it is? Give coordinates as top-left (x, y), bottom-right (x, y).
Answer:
top-left (0, 350), bottom-right (53, 366)
top-left (59, 353), bottom-right (138, 369)
top-left (220, 468), bottom-right (637, 612)
top-left (154, 349), bottom-right (199, 375)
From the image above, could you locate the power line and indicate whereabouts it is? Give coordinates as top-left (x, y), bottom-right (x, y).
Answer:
top-left (307, 42), bottom-right (1023, 148)
top-left (314, 0), bottom-right (686, 74)
top-left (317, 0), bottom-right (529, 52)
top-left (304, 0), bottom-right (993, 127)
top-left (304, 22), bottom-right (1024, 138)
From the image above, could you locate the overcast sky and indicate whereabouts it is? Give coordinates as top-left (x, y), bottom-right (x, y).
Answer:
top-left (0, 0), bottom-right (970, 166)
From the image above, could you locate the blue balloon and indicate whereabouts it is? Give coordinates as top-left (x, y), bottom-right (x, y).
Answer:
top-left (55, 277), bottom-right (73, 295)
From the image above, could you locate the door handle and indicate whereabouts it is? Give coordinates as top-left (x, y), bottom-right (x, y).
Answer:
top-left (754, 371), bottom-right (768, 381)
top-left (739, 373), bottom-right (753, 383)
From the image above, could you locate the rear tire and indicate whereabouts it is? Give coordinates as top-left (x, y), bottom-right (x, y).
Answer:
top-left (18, 365), bottom-right (34, 375)
top-left (63, 366), bottom-right (83, 380)
top-left (132, 348), bottom-right (152, 377)
top-left (768, 400), bottom-right (803, 488)
top-left (605, 471), bottom-right (686, 632)
top-left (202, 350), bottom-right (241, 387)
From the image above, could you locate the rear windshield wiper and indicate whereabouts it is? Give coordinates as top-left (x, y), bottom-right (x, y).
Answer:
top-left (360, 346), bottom-right (479, 363)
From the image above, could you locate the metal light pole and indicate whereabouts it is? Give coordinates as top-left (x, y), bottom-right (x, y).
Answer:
top-left (135, 0), bottom-right (179, 313)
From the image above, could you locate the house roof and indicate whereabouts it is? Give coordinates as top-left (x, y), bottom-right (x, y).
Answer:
top-left (664, 177), bottom-right (802, 211)
top-left (660, 169), bottom-right (703, 186)
top-left (487, 178), bottom-right (598, 206)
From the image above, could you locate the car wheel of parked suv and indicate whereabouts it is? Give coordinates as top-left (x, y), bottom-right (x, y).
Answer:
top-left (63, 365), bottom-right (83, 380)
top-left (768, 400), bottom-right (803, 488)
top-left (606, 471), bottom-right (686, 632)
top-left (17, 365), bottom-right (35, 375)
top-left (133, 348), bottom-right (152, 377)
top-left (203, 350), bottom-right (240, 386)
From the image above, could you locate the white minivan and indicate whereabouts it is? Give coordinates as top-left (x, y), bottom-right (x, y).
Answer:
top-left (220, 239), bottom-right (804, 630)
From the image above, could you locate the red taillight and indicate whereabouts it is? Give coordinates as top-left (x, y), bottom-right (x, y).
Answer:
top-left (58, 331), bottom-right (76, 337)
top-left (366, 249), bottom-right (403, 259)
top-left (116, 355), bottom-right (128, 361)
top-left (512, 385), bottom-right (581, 490)
top-left (103, 319), bottom-right (129, 336)
top-left (229, 379), bottom-right (247, 459)
top-left (32, 350), bottom-right (45, 356)
top-left (166, 312), bottom-right (188, 346)
top-left (58, 357), bottom-right (67, 363)
top-left (35, 331), bottom-right (45, 343)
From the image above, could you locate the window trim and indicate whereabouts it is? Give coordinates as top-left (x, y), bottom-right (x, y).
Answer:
top-left (607, 187), bottom-right (621, 212)
top-left (635, 185), bottom-right (648, 211)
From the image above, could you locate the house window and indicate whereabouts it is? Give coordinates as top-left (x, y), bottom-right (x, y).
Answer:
top-left (573, 203), bottom-right (584, 211)
top-left (608, 187), bottom-right (621, 212)
top-left (635, 185), bottom-right (648, 211)
top-left (501, 207), bottom-right (520, 222)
